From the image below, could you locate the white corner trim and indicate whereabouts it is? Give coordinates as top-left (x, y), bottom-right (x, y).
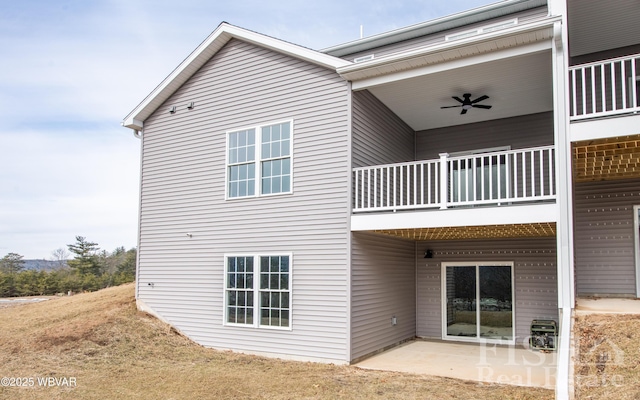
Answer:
top-left (122, 23), bottom-right (351, 130)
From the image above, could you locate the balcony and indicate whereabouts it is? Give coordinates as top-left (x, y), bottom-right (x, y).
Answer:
top-left (569, 53), bottom-right (640, 121)
top-left (353, 145), bottom-right (556, 213)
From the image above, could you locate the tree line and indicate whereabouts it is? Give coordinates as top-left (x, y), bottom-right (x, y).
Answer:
top-left (0, 236), bottom-right (136, 297)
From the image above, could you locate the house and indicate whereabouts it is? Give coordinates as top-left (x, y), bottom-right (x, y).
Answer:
top-left (122, 0), bottom-right (640, 398)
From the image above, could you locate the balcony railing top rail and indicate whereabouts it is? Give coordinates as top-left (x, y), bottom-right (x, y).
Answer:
top-left (353, 145), bottom-right (556, 213)
top-left (569, 53), bottom-right (640, 121)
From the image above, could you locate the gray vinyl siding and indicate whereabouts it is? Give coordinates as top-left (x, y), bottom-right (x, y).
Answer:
top-left (351, 232), bottom-right (416, 360)
top-left (567, 0), bottom-right (640, 58)
top-left (569, 44), bottom-right (640, 67)
top-left (352, 90), bottom-right (414, 168)
top-left (416, 238), bottom-right (558, 345)
top-left (416, 112), bottom-right (553, 160)
top-left (138, 38), bottom-right (351, 362)
top-left (341, 7), bottom-right (548, 62)
top-left (573, 178), bottom-right (640, 296)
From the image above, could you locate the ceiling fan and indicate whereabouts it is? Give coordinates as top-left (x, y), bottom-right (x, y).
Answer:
top-left (441, 93), bottom-right (492, 115)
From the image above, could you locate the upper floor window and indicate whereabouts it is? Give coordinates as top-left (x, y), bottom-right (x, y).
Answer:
top-left (227, 120), bottom-right (292, 199)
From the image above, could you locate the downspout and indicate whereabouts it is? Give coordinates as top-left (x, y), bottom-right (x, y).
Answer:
top-left (134, 127), bottom-right (143, 301)
top-left (122, 122), bottom-right (144, 301)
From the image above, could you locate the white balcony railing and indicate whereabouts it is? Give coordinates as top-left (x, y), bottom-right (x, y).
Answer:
top-left (569, 53), bottom-right (640, 121)
top-left (353, 145), bottom-right (556, 212)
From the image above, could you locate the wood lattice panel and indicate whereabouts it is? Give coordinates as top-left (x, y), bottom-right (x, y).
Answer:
top-left (374, 223), bottom-right (556, 241)
top-left (573, 135), bottom-right (640, 182)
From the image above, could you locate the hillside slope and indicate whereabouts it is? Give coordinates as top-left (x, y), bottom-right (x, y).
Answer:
top-left (574, 313), bottom-right (640, 399)
top-left (0, 284), bottom-right (551, 400)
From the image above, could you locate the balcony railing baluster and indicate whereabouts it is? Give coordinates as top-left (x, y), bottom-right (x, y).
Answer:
top-left (570, 53), bottom-right (640, 120)
top-left (353, 145), bottom-right (556, 212)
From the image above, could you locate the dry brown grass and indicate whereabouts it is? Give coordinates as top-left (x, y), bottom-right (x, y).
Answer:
top-left (0, 283), bottom-right (552, 399)
top-left (574, 313), bottom-right (640, 400)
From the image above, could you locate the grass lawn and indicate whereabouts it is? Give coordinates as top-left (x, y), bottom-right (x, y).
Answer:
top-left (0, 283), bottom-right (554, 399)
top-left (573, 313), bottom-right (640, 400)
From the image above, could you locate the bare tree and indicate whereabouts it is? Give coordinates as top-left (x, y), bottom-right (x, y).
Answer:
top-left (50, 248), bottom-right (70, 270)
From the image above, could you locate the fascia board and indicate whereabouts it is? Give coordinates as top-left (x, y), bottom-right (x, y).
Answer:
top-left (337, 16), bottom-right (561, 80)
top-left (122, 23), bottom-right (351, 130)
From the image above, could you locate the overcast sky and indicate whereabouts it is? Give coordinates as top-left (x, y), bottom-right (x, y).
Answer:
top-left (0, 0), bottom-right (498, 259)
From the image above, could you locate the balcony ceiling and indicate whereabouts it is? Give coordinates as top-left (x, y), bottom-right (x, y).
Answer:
top-left (365, 49), bottom-right (553, 131)
top-left (374, 222), bottom-right (556, 241)
top-left (573, 134), bottom-right (640, 182)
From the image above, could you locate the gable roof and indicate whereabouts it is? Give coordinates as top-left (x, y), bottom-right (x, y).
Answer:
top-left (122, 22), bottom-right (352, 131)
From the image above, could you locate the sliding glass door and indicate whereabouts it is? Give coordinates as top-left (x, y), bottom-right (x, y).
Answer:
top-left (443, 262), bottom-right (514, 343)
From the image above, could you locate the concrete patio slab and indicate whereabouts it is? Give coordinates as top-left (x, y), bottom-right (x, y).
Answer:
top-left (355, 340), bottom-right (556, 389)
top-left (576, 297), bottom-right (640, 315)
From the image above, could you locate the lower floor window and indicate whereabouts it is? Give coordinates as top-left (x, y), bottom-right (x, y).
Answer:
top-left (225, 254), bottom-right (291, 329)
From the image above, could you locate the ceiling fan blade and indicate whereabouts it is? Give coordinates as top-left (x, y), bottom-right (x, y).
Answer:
top-left (472, 104), bottom-right (492, 109)
top-left (461, 108), bottom-right (468, 115)
top-left (471, 95), bottom-right (489, 104)
top-left (452, 96), bottom-right (465, 104)
top-left (440, 105), bottom-right (462, 109)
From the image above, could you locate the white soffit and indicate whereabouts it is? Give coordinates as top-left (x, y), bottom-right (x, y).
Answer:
top-left (123, 23), bottom-right (351, 130)
top-left (366, 49), bottom-right (553, 131)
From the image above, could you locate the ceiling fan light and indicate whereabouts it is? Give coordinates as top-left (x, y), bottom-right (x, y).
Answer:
top-left (462, 105), bottom-right (472, 110)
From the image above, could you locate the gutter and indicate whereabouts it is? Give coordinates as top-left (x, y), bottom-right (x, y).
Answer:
top-left (121, 121), bottom-right (142, 139)
top-left (322, 0), bottom-right (547, 57)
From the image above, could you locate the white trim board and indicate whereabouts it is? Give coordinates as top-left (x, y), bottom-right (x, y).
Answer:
top-left (570, 113), bottom-right (640, 143)
top-left (351, 203), bottom-right (558, 231)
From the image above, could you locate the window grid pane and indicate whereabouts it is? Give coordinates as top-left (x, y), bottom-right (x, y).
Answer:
top-left (226, 256), bottom-right (254, 325)
top-left (228, 129), bottom-right (256, 198)
top-left (260, 122), bottom-right (291, 195)
top-left (228, 122), bottom-right (291, 198)
top-left (259, 256), bottom-right (290, 327)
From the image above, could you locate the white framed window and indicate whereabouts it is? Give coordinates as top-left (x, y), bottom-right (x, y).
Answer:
top-left (224, 253), bottom-right (292, 329)
top-left (226, 120), bottom-right (292, 199)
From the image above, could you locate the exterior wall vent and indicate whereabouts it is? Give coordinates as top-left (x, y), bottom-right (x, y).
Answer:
top-left (354, 54), bottom-right (375, 63)
top-left (445, 18), bottom-right (518, 42)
